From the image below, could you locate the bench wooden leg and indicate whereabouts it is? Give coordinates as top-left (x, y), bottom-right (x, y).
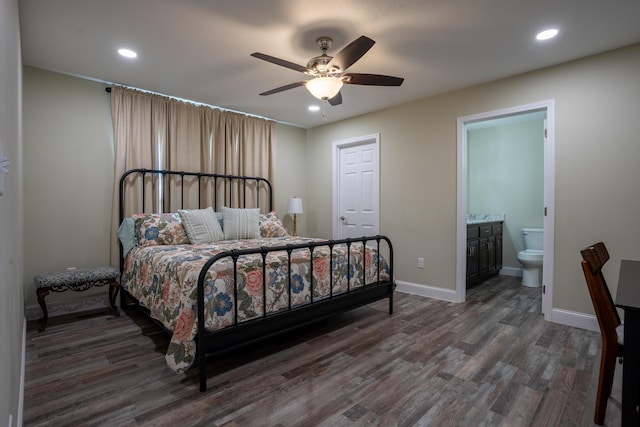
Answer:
top-left (36, 287), bottom-right (50, 332)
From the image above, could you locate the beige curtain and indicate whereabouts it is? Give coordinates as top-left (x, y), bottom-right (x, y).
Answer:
top-left (110, 85), bottom-right (276, 265)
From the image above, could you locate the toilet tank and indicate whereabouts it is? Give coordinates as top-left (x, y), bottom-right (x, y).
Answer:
top-left (522, 228), bottom-right (544, 250)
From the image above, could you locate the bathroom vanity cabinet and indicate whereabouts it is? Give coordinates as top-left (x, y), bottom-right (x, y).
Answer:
top-left (466, 221), bottom-right (503, 286)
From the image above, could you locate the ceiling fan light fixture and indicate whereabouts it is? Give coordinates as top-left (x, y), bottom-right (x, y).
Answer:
top-left (251, 35), bottom-right (402, 108)
top-left (306, 77), bottom-right (343, 100)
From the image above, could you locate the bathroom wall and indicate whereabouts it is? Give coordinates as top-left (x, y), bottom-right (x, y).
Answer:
top-left (467, 116), bottom-right (544, 270)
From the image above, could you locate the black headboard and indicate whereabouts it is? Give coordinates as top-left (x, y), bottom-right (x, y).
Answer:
top-left (118, 168), bottom-right (273, 223)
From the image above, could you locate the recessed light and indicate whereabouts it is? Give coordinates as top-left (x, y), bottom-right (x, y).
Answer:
top-left (536, 29), bottom-right (558, 41)
top-left (118, 48), bottom-right (138, 58)
top-left (308, 105), bottom-right (320, 112)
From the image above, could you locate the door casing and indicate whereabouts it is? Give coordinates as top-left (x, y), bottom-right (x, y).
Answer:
top-left (456, 100), bottom-right (555, 320)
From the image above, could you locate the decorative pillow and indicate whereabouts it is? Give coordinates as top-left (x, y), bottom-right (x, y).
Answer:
top-left (118, 217), bottom-right (136, 257)
top-left (178, 207), bottom-right (224, 244)
top-left (223, 207), bottom-right (260, 240)
top-left (132, 212), bottom-right (190, 246)
top-left (260, 211), bottom-right (289, 238)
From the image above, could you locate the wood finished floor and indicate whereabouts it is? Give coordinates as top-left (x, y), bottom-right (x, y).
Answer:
top-left (24, 275), bottom-right (622, 426)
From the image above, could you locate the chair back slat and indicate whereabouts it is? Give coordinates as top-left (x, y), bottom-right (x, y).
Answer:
top-left (580, 242), bottom-right (621, 339)
top-left (581, 241), bottom-right (610, 274)
top-left (580, 241), bottom-right (623, 425)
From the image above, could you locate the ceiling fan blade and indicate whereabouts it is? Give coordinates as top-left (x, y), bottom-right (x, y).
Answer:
top-left (327, 36), bottom-right (375, 72)
top-left (328, 91), bottom-right (342, 106)
top-left (259, 81), bottom-right (306, 96)
top-left (343, 73), bottom-right (404, 86)
top-left (251, 52), bottom-right (309, 73)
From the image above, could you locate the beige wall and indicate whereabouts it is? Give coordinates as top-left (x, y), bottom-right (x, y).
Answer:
top-left (307, 96), bottom-right (459, 291)
top-left (0, 0), bottom-right (24, 424)
top-left (306, 43), bottom-right (640, 316)
top-left (21, 66), bottom-right (309, 313)
top-left (274, 123), bottom-right (308, 236)
top-left (22, 67), bottom-right (114, 309)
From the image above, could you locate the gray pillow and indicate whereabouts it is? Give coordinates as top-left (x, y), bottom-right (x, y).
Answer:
top-left (178, 207), bottom-right (224, 244)
top-left (223, 207), bottom-right (260, 239)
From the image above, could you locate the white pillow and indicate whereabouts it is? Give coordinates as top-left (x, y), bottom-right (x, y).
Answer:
top-left (178, 207), bottom-right (224, 244)
top-left (223, 207), bottom-right (260, 239)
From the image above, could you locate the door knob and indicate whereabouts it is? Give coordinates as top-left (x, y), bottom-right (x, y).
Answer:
top-left (340, 216), bottom-right (345, 221)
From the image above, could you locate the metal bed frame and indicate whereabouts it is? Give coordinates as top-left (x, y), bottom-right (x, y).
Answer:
top-left (119, 168), bottom-right (395, 391)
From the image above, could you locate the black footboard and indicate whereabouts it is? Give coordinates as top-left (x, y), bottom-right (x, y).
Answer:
top-left (195, 235), bottom-right (394, 392)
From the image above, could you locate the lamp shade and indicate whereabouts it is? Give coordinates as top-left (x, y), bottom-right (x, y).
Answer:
top-left (288, 197), bottom-right (303, 214)
top-left (306, 77), bottom-right (343, 100)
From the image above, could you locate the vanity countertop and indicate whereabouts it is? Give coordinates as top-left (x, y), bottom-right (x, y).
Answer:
top-left (466, 213), bottom-right (505, 225)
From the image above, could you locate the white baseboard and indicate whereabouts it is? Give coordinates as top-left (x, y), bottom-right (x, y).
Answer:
top-left (25, 296), bottom-right (111, 321)
top-left (396, 280), bottom-right (459, 302)
top-left (550, 307), bottom-right (599, 332)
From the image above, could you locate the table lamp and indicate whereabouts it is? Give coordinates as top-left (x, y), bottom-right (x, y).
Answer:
top-left (288, 197), bottom-right (303, 237)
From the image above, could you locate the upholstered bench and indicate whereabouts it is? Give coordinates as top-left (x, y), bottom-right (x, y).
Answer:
top-left (34, 266), bottom-right (120, 332)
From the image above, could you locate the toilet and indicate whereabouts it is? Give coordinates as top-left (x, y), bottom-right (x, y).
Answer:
top-left (517, 228), bottom-right (544, 287)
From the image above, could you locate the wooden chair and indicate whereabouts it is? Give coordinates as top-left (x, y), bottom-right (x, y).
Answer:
top-left (580, 242), bottom-right (624, 425)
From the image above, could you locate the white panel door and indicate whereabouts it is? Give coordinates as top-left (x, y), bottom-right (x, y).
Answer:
top-left (334, 135), bottom-right (380, 239)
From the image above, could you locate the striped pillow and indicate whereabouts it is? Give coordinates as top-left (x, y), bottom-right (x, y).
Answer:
top-left (223, 207), bottom-right (260, 240)
top-left (178, 207), bottom-right (224, 244)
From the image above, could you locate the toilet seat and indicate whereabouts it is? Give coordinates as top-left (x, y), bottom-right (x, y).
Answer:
top-left (517, 249), bottom-right (543, 262)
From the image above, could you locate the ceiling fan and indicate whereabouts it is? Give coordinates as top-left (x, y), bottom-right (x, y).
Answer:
top-left (251, 35), bottom-right (404, 106)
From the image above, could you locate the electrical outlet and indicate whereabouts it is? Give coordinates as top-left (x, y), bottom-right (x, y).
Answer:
top-left (417, 257), bottom-right (424, 269)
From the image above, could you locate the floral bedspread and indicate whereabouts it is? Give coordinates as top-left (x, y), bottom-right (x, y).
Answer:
top-left (121, 236), bottom-right (391, 373)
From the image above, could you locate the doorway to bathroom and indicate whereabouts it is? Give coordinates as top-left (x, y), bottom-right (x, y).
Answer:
top-left (456, 100), bottom-right (555, 320)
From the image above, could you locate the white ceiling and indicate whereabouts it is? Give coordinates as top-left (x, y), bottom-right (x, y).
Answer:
top-left (19, 0), bottom-right (640, 129)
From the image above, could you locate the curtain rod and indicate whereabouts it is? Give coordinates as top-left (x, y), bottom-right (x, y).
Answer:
top-left (104, 85), bottom-right (277, 123)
